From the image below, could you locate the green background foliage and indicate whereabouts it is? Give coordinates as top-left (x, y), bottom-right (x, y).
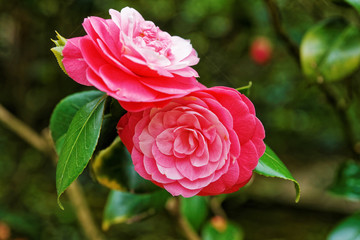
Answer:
top-left (1, 0), bottom-right (360, 239)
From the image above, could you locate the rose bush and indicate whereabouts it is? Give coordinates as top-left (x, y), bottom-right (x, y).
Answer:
top-left (62, 7), bottom-right (202, 111)
top-left (117, 86), bottom-right (265, 197)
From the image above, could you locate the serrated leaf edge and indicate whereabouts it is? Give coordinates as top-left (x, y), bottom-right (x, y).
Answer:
top-left (57, 94), bottom-right (107, 209)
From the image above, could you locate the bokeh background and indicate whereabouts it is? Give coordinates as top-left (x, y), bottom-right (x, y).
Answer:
top-left (1, 0), bottom-right (359, 239)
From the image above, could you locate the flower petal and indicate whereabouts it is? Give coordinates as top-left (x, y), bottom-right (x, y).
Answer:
top-left (62, 37), bottom-right (90, 86)
top-left (164, 182), bottom-right (201, 197)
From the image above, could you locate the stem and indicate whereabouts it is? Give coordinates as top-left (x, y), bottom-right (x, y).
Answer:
top-left (166, 197), bottom-right (201, 240)
top-left (66, 181), bottom-right (105, 240)
top-left (0, 104), bottom-right (105, 240)
top-left (0, 104), bottom-right (50, 154)
top-left (236, 81), bottom-right (252, 92)
top-left (209, 197), bottom-right (227, 219)
top-left (264, 0), bottom-right (360, 160)
top-left (264, 0), bottom-right (300, 61)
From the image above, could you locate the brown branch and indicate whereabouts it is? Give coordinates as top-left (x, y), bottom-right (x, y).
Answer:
top-left (66, 182), bottom-right (106, 240)
top-left (0, 104), bottom-right (105, 240)
top-left (209, 197), bottom-right (227, 219)
top-left (0, 104), bottom-right (49, 154)
top-left (166, 197), bottom-right (201, 240)
top-left (264, 0), bottom-right (300, 62)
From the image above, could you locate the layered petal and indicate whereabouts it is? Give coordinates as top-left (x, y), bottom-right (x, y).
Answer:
top-left (62, 7), bottom-right (201, 111)
top-left (117, 86), bottom-right (265, 197)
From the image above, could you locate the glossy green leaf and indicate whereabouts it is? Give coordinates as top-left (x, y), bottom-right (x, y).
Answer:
top-left (345, 0), bottom-right (360, 13)
top-left (334, 0), bottom-right (360, 13)
top-left (50, 90), bottom-right (104, 153)
top-left (56, 94), bottom-right (107, 209)
top-left (50, 31), bottom-right (67, 73)
top-left (102, 190), bottom-right (169, 231)
top-left (300, 18), bottom-right (360, 82)
top-left (329, 161), bottom-right (360, 200)
top-left (255, 145), bottom-right (300, 202)
top-left (181, 196), bottom-right (208, 232)
top-left (92, 137), bottom-right (158, 193)
top-left (202, 220), bottom-right (243, 240)
top-left (327, 212), bottom-right (360, 240)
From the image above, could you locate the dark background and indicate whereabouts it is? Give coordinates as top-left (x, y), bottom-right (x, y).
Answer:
top-left (0, 0), bottom-right (358, 239)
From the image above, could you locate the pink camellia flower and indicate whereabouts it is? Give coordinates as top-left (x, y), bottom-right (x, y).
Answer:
top-left (62, 7), bottom-right (201, 111)
top-left (117, 86), bottom-right (265, 197)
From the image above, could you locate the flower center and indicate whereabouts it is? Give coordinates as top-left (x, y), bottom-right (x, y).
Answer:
top-left (134, 21), bottom-right (172, 58)
top-left (173, 128), bottom-right (199, 156)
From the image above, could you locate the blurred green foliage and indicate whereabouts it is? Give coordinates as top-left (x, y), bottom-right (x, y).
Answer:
top-left (327, 212), bottom-right (360, 240)
top-left (329, 161), bottom-right (360, 200)
top-left (1, 0), bottom-right (360, 239)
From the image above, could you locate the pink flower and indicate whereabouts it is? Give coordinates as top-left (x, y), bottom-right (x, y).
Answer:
top-left (62, 7), bottom-right (201, 111)
top-left (117, 87), bottom-right (265, 197)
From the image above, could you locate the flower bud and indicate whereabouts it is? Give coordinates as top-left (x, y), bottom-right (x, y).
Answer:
top-left (51, 31), bottom-right (67, 73)
top-left (250, 36), bottom-right (272, 65)
top-left (210, 216), bottom-right (227, 233)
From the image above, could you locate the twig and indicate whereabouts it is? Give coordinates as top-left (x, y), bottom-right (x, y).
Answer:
top-left (209, 197), bottom-right (227, 219)
top-left (0, 104), bottom-right (49, 154)
top-left (66, 181), bottom-right (105, 240)
top-left (0, 104), bottom-right (105, 240)
top-left (264, 0), bottom-right (300, 61)
top-left (166, 197), bottom-right (201, 240)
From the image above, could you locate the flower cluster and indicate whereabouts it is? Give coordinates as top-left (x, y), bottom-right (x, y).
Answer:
top-left (61, 7), bottom-right (265, 197)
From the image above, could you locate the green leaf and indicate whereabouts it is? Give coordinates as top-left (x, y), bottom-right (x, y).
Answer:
top-left (91, 137), bottom-right (158, 193)
top-left (202, 219), bottom-right (243, 240)
top-left (329, 161), bottom-right (360, 201)
top-left (345, 0), bottom-right (360, 13)
top-left (181, 196), bottom-right (208, 232)
top-left (54, 134), bottom-right (66, 154)
top-left (327, 212), bottom-right (360, 240)
top-left (254, 145), bottom-right (300, 202)
top-left (56, 94), bottom-right (107, 209)
top-left (333, 0), bottom-right (360, 13)
top-left (50, 90), bottom-right (104, 153)
top-left (300, 18), bottom-right (360, 82)
top-left (51, 31), bottom-right (67, 73)
top-left (102, 190), bottom-right (169, 231)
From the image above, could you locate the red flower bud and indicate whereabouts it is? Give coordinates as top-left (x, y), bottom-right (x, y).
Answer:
top-left (210, 216), bottom-right (227, 233)
top-left (250, 36), bottom-right (273, 64)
